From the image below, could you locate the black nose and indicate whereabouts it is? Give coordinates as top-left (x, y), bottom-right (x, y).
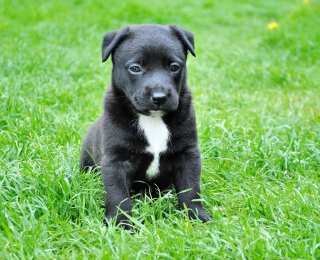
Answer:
top-left (151, 92), bottom-right (167, 105)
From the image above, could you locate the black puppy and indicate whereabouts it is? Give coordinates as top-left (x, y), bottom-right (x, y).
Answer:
top-left (80, 24), bottom-right (211, 227)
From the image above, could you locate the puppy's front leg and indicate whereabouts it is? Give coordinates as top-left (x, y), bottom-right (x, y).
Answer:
top-left (101, 155), bottom-right (132, 229)
top-left (173, 149), bottom-right (211, 222)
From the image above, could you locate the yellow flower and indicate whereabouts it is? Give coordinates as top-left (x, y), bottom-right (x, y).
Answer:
top-left (267, 22), bottom-right (279, 30)
top-left (303, 0), bottom-right (310, 4)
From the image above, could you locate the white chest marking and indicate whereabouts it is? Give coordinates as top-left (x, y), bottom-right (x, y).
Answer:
top-left (138, 114), bottom-right (169, 179)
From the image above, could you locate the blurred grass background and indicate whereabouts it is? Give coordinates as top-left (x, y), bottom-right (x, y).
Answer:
top-left (0, 0), bottom-right (319, 258)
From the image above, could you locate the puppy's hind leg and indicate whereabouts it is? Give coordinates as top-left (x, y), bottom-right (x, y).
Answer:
top-left (80, 120), bottom-right (102, 172)
top-left (80, 145), bottom-right (96, 172)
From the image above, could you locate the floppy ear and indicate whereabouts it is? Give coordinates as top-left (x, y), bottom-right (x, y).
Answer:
top-left (102, 26), bottom-right (129, 62)
top-left (169, 25), bottom-right (195, 57)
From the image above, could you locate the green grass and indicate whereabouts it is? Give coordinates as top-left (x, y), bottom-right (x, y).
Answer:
top-left (1, 0), bottom-right (320, 258)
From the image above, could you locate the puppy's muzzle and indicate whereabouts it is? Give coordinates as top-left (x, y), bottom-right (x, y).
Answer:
top-left (133, 85), bottom-right (178, 113)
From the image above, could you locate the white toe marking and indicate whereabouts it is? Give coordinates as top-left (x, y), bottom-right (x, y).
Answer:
top-left (138, 113), bottom-right (169, 179)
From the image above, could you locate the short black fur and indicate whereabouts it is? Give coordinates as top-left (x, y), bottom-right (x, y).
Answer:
top-left (80, 24), bottom-right (211, 228)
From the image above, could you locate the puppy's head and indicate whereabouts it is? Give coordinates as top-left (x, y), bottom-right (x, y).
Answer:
top-left (102, 24), bottom-right (195, 116)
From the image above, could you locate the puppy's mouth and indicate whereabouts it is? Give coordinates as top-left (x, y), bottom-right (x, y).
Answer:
top-left (132, 98), bottom-right (176, 116)
top-left (135, 105), bottom-right (179, 116)
top-left (139, 110), bottom-right (166, 117)
top-left (133, 105), bottom-right (166, 116)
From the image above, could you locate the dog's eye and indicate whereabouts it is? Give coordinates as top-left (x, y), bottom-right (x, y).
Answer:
top-left (170, 64), bottom-right (180, 72)
top-left (129, 65), bottom-right (142, 73)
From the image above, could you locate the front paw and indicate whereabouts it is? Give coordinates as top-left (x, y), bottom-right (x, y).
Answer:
top-left (188, 207), bottom-right (212, 222)
top-left (103, 213), bottom-right (132, 230)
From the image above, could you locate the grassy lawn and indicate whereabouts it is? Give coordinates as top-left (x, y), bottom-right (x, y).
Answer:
top-left (1, 0), bottom-right (320, 258)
